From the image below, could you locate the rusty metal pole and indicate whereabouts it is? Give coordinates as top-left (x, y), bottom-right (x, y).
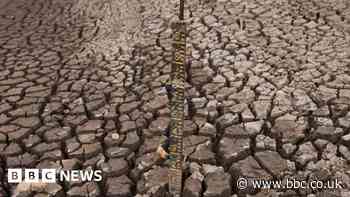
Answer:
top-left (179, 0), bottom-right (185, 20)
top-left (168, 0), bottom-right (186, 197)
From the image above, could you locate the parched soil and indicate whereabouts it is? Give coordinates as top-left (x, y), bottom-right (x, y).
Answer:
top-left (0, 0), bottom-right (350, 196)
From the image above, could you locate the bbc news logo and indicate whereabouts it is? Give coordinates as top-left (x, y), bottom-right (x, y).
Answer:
top-left (8, 169), bottom-right (103, 183)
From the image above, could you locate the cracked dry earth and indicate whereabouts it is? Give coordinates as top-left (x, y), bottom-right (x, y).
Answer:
top-left (1, 0), bottom-right (350, 196)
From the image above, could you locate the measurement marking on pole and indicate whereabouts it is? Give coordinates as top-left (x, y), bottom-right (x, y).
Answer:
top-left (168, 21), bottom-right (186, 197)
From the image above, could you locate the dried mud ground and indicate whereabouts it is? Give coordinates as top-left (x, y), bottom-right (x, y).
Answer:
top-left (0, 0), bottom-right (350, 196)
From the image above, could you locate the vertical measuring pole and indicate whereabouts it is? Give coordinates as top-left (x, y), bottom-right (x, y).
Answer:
top-left (168, 1), bottom-right (186, 196)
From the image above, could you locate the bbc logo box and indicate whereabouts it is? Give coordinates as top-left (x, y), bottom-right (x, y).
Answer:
top-left (7, 169), bottom-right (22, 183)
top-left (8, 169), bottom-right (56, 183)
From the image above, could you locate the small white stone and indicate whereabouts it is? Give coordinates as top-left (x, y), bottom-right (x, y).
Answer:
top-left (112, 133), bottom-right (120, 140)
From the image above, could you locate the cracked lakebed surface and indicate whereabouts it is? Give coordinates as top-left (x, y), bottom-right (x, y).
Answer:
top-left (0, 0), bottom-right (350, 196)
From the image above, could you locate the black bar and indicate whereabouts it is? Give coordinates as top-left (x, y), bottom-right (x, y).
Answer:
top-left (179, 0), bottom-right (185, 20)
